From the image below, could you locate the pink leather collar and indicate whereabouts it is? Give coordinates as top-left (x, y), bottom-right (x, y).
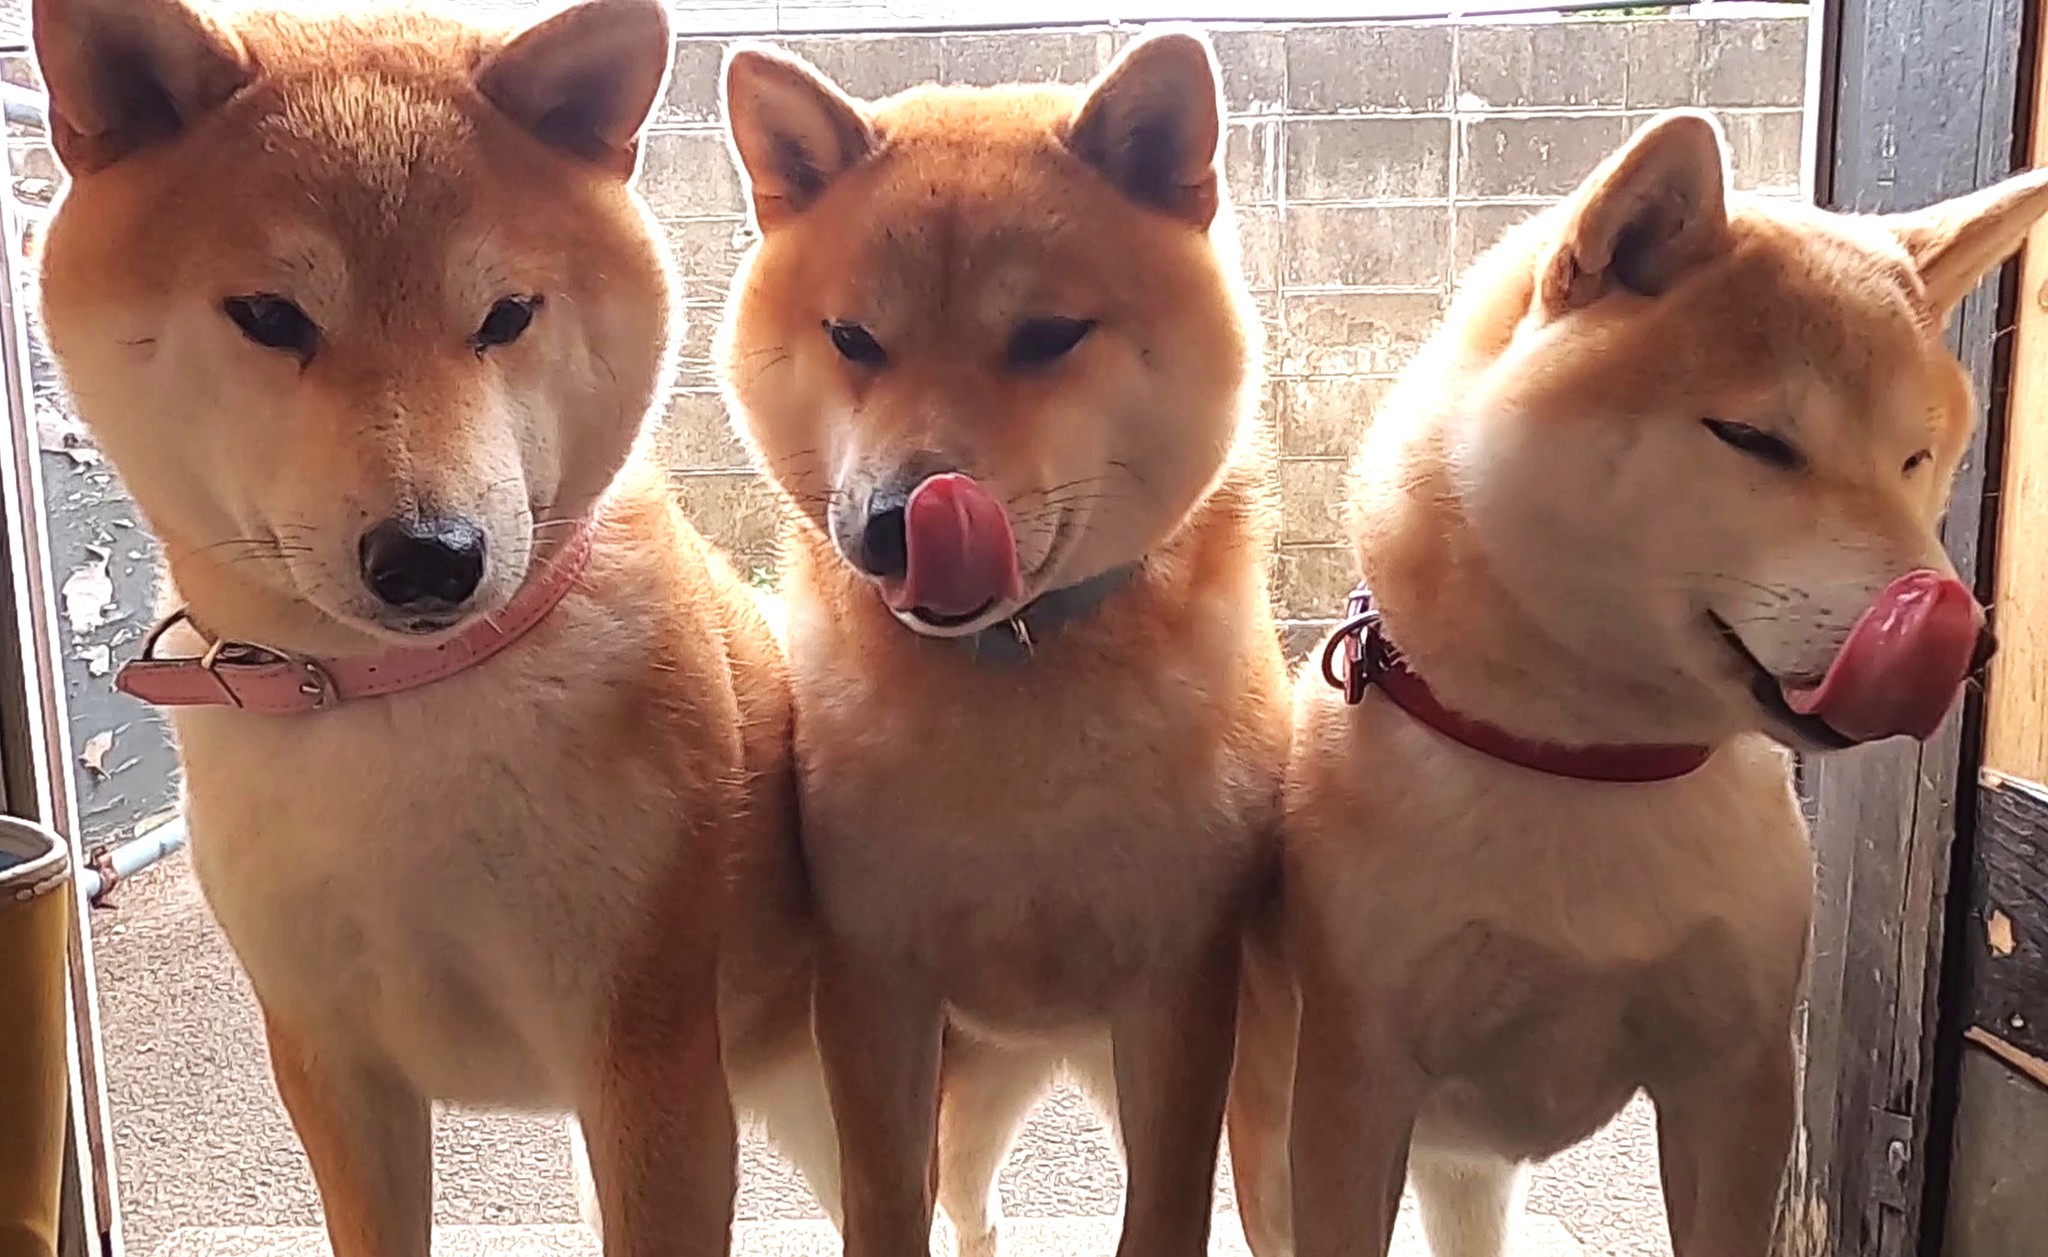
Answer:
top-left (114, 524), bottom-right (596, 715)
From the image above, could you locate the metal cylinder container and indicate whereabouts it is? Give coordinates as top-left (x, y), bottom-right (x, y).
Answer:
top-left (0, 816), bottom-right (72, 1257)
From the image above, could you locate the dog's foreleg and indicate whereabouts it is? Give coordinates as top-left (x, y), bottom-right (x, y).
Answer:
top-left (732, 1045), bottom-right (844, 1228)
top-left (1109, 934), bottom-right (1240, 1257)
top-left (261, 1006), bottom-right (431, 1257)
top-left (1651, 1033), bottom-right (1797, 1257)
top-left (582, 999), bottom-right (738, 1257)
top-left (1227, 936), bottom-right (1301, 1257)
top-left (1288, 987), bottom-right (1412, 1257)
top-left (935, 1037), bottom-right (1056, 1257)
top-left (815, 944), bottom-right (946, 1257)
top-left (582, 873), bottom-right (741, 1257)
top-left (567, 1120), bottom-right (603, 1239)
top-left (1410, 1146), bottom-right (1525, 1257)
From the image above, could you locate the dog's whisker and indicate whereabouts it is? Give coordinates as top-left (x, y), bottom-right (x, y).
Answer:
top-left (1010, 474), bottom-right (1121, 506)
top-left (762, 447), bottom-right (823, 471)
top-left (740, 352), bottom-right (793, 390)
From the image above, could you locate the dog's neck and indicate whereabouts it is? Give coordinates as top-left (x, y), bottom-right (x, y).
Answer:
top-left (1350, 412), bottom-right (1738, 751)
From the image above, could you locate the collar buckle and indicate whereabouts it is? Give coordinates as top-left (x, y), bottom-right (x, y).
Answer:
top-left (1322, 583), bottom-right (1387, 705)
top-left (140, 608), bottom-right (338, 711)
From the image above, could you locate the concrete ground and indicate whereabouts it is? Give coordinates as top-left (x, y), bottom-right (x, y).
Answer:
top-left (91, 852), bottom-right (1671, 1257)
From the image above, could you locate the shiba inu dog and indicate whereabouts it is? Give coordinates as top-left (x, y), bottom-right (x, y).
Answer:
top-left (718, 28), bottom-right (1290, 1257)
top-left (1226, 110), bottom-right (2046, 1257)
top-left (33, 0), bottom-right (832, 1252)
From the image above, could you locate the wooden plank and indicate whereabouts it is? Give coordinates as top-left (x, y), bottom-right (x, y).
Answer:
top-left (1984, 2), bottom-right (2048, 784)
top-left (0, 151), bottom-right (117, 1256)
top-left (1941, 1045), bottom-right (2048, 1257)
top-left (1796, 0), bottom-right (2031, 1253)
top-left (1968, 773), bottom-right (2048, 1062)
top-left (1964, 1027), bottom-right (2048, 1091)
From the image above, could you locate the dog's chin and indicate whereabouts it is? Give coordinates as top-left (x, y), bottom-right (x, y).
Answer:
top-left (323, 583), bottom-right (523, 649)
top-left (879, 548), bottom-right (1081, 637)
top-left (888, 596), bottom-right (1013, 638)
top-left (307, 604), bottom-right (475, 647)
top-left (368, 610), bottom-right (475, 640)
top-left (1707, 614), bottom-right (1860, 752)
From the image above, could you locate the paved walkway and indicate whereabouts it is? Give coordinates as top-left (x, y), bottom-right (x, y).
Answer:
top-left (143, 1217), bottom-right (1595, 1257)
top-left (91, 853), bottom-right (1671, 1257)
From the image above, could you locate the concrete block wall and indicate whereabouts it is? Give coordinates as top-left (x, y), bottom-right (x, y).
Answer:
top-left (632, 14), bottom-right (1808, 623)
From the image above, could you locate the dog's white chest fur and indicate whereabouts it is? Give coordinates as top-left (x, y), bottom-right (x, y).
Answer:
top-left (1293, 685), bottom-right (1815, 1159)
top-left (171, 664), bottom-right (682, 1108)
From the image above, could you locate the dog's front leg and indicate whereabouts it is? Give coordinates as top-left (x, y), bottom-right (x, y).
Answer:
top-left (1287, 986), bottom-right (1411, 1257)
top-left (581, 988), bottom-right (738, 1257)
top-left (1651, 1033), bottom-right (1797, 1257)
top-left (260, 1006), bottom-right (431, 1257)
top-left (1227, 932), bottom-right (1302, 1257)
top-left (816, 942), bottom-right (945, 1257)
top-left (1110, 934), bottom-right (1240, 1257)
top-left (937, 1036), bottom-right (1059, 1257)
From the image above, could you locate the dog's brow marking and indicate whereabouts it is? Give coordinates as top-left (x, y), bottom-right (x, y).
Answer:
top-left (257, 225), bottom-right (350, 325)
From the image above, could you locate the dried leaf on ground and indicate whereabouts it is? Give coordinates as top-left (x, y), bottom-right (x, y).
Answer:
top-left (1988, 908), bottom-right (2017, 958)
top-left (61, 549), bottom-right (113, 636)
top-left (79, 729), bottom-right (113, 777)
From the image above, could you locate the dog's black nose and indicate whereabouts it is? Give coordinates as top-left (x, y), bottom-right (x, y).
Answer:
top-left (1972, 625), bottom-right (1999, 675)
top-left (857, 490), bottom-right (910, 581)
top-left (358, 516), bottom-right (486, 610)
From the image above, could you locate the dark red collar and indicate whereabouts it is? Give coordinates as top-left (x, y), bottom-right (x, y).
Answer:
top-left (1321, 585), bottom-right (1713, 784)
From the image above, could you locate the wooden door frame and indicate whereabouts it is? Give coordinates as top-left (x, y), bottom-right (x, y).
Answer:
top-left (0, 155), bottom-right (120, 1257)
top-left (1792, 0), bottom-right (2038, 1254)
top-left (0, 5), bottom-right (2032, 1257)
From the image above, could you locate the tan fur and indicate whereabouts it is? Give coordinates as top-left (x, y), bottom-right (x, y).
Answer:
top-left (33, 1), bottom-right (829, 1253)
top-left (718, 30), bottom-right (1290, 1257)
top-left (1228, 112), bottom-right (2048, 1257)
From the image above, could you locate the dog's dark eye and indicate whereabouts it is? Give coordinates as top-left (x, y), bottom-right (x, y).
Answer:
top-left (1904, 448), bottom-right (1932, 475)
top-left (826, 320), bottom-right (888, 367)
top-left (222, 295), bottom-right (318, 359)
top-left (474, 296), bottom-right (542, 351)
top-left (1007, 317), bottom-right (1096, 369)
top-left (1703, 418), bottom-right (1805, 472)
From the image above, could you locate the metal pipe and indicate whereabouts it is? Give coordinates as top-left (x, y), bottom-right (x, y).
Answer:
top-left (79, 816), bottom-right (187, 904)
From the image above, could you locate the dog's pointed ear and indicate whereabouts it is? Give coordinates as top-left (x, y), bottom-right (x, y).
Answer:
top-left (477, 0), bottom-right (671, 177)
top-left (32, 0), bottom-right (252, 176)
top-left (1538, 109), bottom-right (1732, 316)
top-left (722, 44), bottom-right (872, 227)
top-left (1067, 28), bottom-right (1224, 228)
top-left (1885, 168), bottom-right (2048, 320)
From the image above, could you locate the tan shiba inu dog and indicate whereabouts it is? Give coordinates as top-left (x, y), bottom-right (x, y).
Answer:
top-left (1227, 111), bottom-right (2047, 1257)
top-left (33, 0), bottom-right (833, 1252)
top-left (718, 28), bottom-right (1290, 1257)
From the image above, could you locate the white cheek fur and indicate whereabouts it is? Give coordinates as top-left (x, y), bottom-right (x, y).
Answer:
top-left (1448, 404), bottom-right (1949, 690)
top-left (1713, 541), bottom-right (1916, 681)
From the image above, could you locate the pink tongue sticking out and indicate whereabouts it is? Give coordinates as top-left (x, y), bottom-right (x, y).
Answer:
top-left (886, 473), bottom-right (1023, 620)
top-left (1783, 569), bottom-right (1982, 743)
